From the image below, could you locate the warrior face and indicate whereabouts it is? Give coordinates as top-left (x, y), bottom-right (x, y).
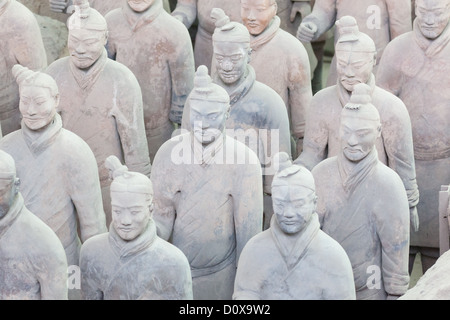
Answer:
top-left (416, 0), bottom-right (450, 40)
top-left (336, 47), bottom-right (375, 93)
top-left (190, 99), bottom-right (229, 146)
top-left (19, 85), bottom-right (58, 131)
top-left (340, 113), bottom-right (381, 162)
top-left (214, 41), bottom-right (250, 86)
top-left (111, 191), bottom-right (151, 241)
top-left (241, 0), bottom-right (277, 36)
top-left (68, 28), bottom-right (107, 70)
top-left (273, 185), bottom-right (316, 234)
top-left (128, 0), bottom-right (155, 12)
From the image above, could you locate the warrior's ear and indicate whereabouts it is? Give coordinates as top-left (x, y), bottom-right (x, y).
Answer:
top-left (104, 30), bottom-right (109, 45)
top-left (148, 202), bottom-right (154, 217)
top-left (54, 93), bottom-right (60, 109)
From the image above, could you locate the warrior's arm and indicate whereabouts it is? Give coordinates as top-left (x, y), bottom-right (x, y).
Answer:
top-left (376, 179), bottom-right (411, 297)
top-left (288, 43), bottom-right (313, 155)
top-left (386, 0), bottom-right (412, 40)
top-left (168, 30), bottom-right (195, 125)
top-left (297, 0), bottom-right (337, 42)
top-left (232, 241), bottom-right (263, 300)
top-left (150, 150), bottom-right (177, 241)
top-left (14, 14), bottom-right (47, 70)
top-left (37, 241), bottom-right (68, 300)
top-left (79, 244), bottom-right (104, 300)
top-left (233, 156), bottom-right (264, 261)
top-left (294, 94), bottom-right (329, 170)
top-left (381, 96), bottom-right (420, 231)
top-left (171, 0), bottom-right (197, 29)
top-left (68, 144), bottom-right (107, 242)
top-left (113, 72), bottom-right (152, 177)
top-left (376, 43), bottom-right (403, 97)
top-left (261, 98), bottom-right (292, 194)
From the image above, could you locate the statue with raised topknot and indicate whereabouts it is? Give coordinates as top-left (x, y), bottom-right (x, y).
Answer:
top-left (79, 155), bottom-right (193, 300)
top-left (233, 151), bottom-right (356, 300)
top-left (311, 82), bottom-right (411, 300)
top-left (152, 65), bottom-right (264, 300)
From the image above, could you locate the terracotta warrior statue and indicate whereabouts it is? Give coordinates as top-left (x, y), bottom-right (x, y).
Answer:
top-left (171, 0), bottom-right (317, 74)
top-left (0, 150), bottom-right (68, 300)
top-left (297, 0), bottom-right (412, 86)
top-left (49, 0), bottom-right (172, 16)
top-left (0, 65), bottom-right (107, 299)
top-left (152, 65), bottom-right (263, 300)
top-left (295, 16), bottom-right (420, 233)
top-left (311, 83), bottom-right (411, 300)
top-left (241, 0), bottom-right (313, 157)
top-left (377, 0), bottom-right (450, 275)
top-left (105, 0), bottom-right (195, 160)
top-left (80, 155), bottom-right (193, 300)
top-left (233, 152), bottom-right (356, 300)
top-left (0, 0), bottom-right (47, 136)
top-left (181, 8), bottom-right (291, 229)
top-left (45, 0), bottom-right (152, 226)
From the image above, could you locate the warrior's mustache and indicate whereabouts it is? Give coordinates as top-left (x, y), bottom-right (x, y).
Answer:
top-left (71, 53), bottom-right (94, 60)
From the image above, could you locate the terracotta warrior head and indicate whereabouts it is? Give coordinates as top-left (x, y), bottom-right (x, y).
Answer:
top-left (0, 150), bottom-right (20, 219)
top-left (127, 0), bottom-right (158, 13)
top-left (212, 8), bottom-right (251, 87)
top-left (241, 0), bottom-right (277, 36)
top-left (67, 0), bottom-right (108, 70)
top-left (339, 83), bottom-right (381, 163)
top-left (271, 152), bottom-right (317, 234)
top-left (12, 64), bottom-right (59, 132)
top-left (188, 65), bottom-right (230, 146)
top-left (415, 0), bottom-right (450, 40)
top-left (105, 155), bottom-right (154, 241)
top-left (335, 16), bottom-right (377, 92)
